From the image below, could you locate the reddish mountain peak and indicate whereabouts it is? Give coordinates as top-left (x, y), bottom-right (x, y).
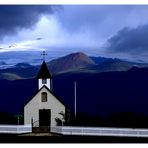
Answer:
top-left (63, 52), bottom-right (95, 64)
top-left (48, 52), bottom-right (95, 74)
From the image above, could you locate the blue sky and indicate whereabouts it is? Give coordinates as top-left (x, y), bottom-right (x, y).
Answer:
top-left (1, 5), bottom-right (148, 62)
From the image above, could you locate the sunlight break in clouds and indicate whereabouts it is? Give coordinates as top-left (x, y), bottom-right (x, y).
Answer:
top-left (0, 15), bottom-right (100, 52)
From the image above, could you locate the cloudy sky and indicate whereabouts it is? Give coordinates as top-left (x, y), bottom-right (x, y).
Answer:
top-left (1, 5), bottom-right (148, 62)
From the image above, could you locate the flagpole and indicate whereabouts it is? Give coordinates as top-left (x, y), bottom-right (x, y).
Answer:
top-left (74, 81), bottom-right (77, 119)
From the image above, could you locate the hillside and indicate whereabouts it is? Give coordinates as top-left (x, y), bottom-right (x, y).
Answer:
top-left (1, 66), bottom-right (148, 118)
top-left (44, 66), bottom-right (148, 117)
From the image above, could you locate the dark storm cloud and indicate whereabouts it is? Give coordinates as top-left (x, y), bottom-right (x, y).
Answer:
top-left (0, 5), bottom-right (57, 38)
top-left (61, 5), bottom-right (134, 29)
top-left (106, 24), bottom-right (148, 54)
top-left (56, 5), bottom-right (148, 44)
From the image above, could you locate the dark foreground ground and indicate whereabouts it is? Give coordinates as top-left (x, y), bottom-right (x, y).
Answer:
top-left (0, 134), bottom-right (148, 143)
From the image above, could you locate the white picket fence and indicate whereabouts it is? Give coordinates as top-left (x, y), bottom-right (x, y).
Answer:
top-left (51, 126), bottom-right (148, 137)
top-left (0, 124), bottom-right (32, 134)
top-left (1, 125), bottom-right (148, 137)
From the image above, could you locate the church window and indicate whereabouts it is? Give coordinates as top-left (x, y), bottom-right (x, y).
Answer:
top-left (41, 92), bottom-right (47, 102)
top-left (42, 79), bottom-right (47, 84)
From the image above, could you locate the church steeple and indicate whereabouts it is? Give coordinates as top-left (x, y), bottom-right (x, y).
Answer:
top-left (37, 61), bottom-right (51, 79)
top-left (37, 51), bottom-right (52, 90)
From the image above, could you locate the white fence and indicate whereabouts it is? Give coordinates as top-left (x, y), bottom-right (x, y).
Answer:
top-left (0, 124), bottom-right (32, 134)
top-left (51, 126), bottom-right (148, 137)
top-left (1, 125), bottom-right (148, 137)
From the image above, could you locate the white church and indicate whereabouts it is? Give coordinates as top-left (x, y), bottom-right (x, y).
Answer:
top-left (24, 58), bottom-right (66, 132)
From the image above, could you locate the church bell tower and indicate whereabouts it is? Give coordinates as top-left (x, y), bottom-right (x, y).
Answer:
top-left (37, 51), bottom-right (52, 90)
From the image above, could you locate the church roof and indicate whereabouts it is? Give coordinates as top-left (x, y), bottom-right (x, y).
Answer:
top-left (37, 61), bottom-right (52, 79)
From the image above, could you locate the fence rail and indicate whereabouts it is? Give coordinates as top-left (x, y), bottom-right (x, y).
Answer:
top-left (0, 124), bottom-right (32, 134)
top-left (51, 126), bottom-right (148, 137)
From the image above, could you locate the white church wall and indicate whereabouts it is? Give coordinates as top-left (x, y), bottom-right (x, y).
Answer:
top-left (24, 87), bottom-right (65, 127)
top-left (24, 93), bottom-right (39, 126)
top-left (47, 91), bottom-right (65, 127)
top-left (38, 79), bottom-right (50, 90)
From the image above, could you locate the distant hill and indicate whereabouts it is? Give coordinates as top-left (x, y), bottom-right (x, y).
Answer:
top-left (0, 52), bottom-right (148, 80)
top-left (0, 65), bottom-right (39, 80)
top-left (15, 63), bottom-right (33, 68)
top-left (88, 58), bottom-right (138, 73)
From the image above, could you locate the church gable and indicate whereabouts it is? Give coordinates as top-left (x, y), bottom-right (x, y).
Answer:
top-left (25, 85), bottom-right (65, 109)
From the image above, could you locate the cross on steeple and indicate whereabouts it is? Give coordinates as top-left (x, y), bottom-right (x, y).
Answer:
top-left (41, 51), bottom-right (47, 61)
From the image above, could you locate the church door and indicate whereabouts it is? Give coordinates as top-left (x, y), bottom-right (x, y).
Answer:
top-left (39, 109), bottom-right (51, 127)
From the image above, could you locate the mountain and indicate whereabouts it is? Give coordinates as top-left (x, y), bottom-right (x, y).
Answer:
top-left (0, 52), bottom-right (148, 80)
top-left (15, 63), bottom-right (33, 68)
top-left (0, 65), bottom-right (39, 80)
top-left (89, 57), bottom-right (148, 73)
top-left (90, 58), bottom-right (137, 72)
top-left (47, 52), bottom-right (148, 74)
top-left (0, 52), bottom-right (96, 80)
top-left (47, 52), bottom-right (96, 74)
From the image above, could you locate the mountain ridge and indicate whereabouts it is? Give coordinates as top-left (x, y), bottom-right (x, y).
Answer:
top-left (0, 52), bottom-right (148, 80)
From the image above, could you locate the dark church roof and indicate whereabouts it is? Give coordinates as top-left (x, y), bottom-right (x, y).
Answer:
top-left (37, 61), bottom-right (52, 79)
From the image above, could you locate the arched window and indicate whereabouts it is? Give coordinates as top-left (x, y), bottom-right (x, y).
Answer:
top-left (41, 92), bottom-right (47, 102)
